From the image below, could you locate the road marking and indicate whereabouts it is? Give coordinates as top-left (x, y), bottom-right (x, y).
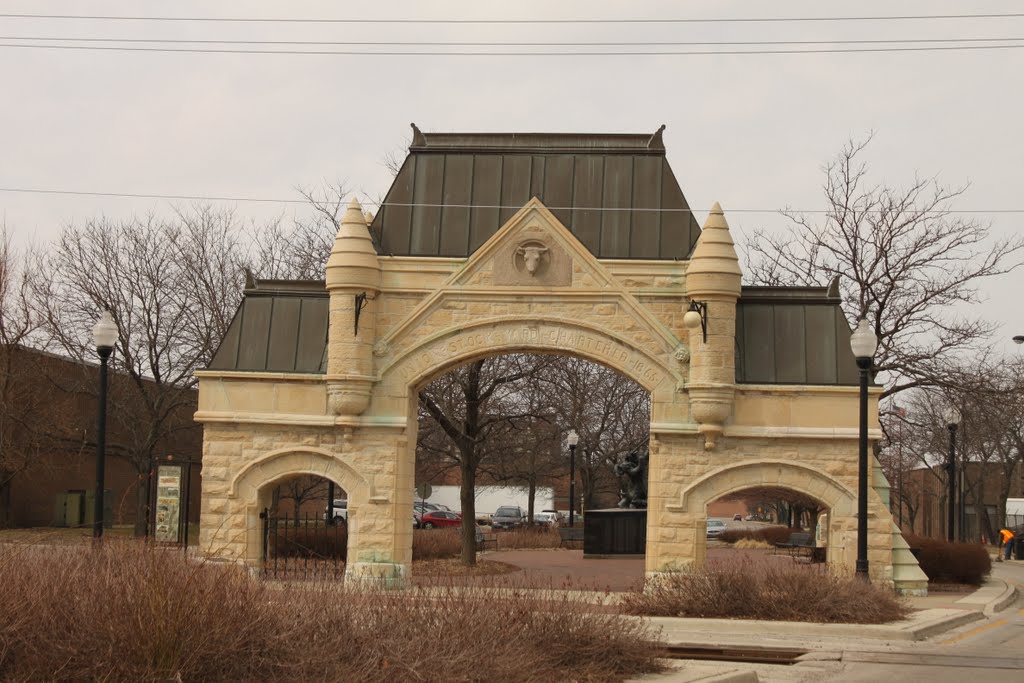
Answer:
top-left (942, 618), bottom-right (1009, 645)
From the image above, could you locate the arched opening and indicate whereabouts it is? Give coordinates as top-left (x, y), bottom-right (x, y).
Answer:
top-left (670, 459), bottom-right (858, 576)
top-left (258, 473), bottom-right (349, 580)
top-left (410, 350), bottom-right (652, 582)
top-left (705, 485), bottom-right (832, 572)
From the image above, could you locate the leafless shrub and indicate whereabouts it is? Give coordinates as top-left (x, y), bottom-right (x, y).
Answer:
top-left (497, 526), bottom-right (562, 550)
top-left (904, 534), bottom-right (992, 585)
top-left (621, 562), bottom-right (908, 624)
top-left (718, 526), bottom-right (791, 545)
top-left (0, 540), bottom-right (662, 682)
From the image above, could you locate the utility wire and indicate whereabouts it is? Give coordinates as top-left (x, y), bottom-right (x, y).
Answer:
top-left (3, 35), bottom-right (1023, 47)
top-left (4, 42), bottom-right (1024, 56)
top-left (3, 187), bottom-right (1023, 214)
top-left (2, 12), bottom-right (1024, 24)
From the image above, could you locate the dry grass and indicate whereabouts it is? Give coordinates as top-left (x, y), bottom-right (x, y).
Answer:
top-left (412, 527), bottom-right (462, 560)
top-left (733, 538), bottom-right (773, 550)
top-left (621, 562), bottom-right (909, 624)
top-left (0, 540), bottom-right (663, 682)
top-left (903, 534), bottom-right (992, 585)
top-left (496, 526), bottom-right (562, 550)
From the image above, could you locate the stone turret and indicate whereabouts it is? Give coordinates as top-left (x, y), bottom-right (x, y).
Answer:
top-left (684, 202), bottom-right (742, 449)
top-left (325, 198), bottom-right (381, 415)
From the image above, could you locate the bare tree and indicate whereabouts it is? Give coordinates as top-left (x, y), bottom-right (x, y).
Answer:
top-left (0, 228), bottom-right (42, 523)
top-left (273, 474), bottom-right (329, 526)
top-left (250, 182), bottom-right (349, 280)
top-left (744, 135), bottom-right (1024, 400)
top-left (418, 355), bottom-right (547, 565)
top-left (32, 210), bottom-right (240, 533)
top-left (537, 358), bottom-right (650, 510)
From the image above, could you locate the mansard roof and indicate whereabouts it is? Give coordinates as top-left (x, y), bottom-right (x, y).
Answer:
top-left (370, 124), bottom-right (701, 259)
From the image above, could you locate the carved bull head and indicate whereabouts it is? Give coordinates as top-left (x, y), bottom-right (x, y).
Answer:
top-left (515, 244), bottom-right (549, 276)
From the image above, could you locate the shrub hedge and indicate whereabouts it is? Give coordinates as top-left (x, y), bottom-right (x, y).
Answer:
top-left (717, 526), bottom-right (793, 546)
top-left (0, 540), bottom-right (662, 682)
top-left (622, 562), bottom-right (908, 623)
top-left (903, 534), bottom-right (992, 585)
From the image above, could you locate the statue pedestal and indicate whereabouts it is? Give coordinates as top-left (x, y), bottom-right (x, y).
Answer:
top-left (583, 508), bottom-right (647, 557)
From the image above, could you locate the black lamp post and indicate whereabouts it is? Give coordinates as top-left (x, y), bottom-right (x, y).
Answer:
top-left (567, 429), bottom-right (579, 528)
top-left (944, 406), bottom-right (961, 543)
top-left (92, 310), bottom-right (118, 539)
top-left (850, 318), bottom-right (878, 580)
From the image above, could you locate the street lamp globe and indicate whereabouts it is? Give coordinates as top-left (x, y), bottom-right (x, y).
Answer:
top-left (943, 406), bottom-right (961, 428)
top-left (849, 318), bottom-right (878, 360)
top-left (682, 309), bottom-right (703, 330)
top-left (567, 429), bottom-right (579, 447)
top-left (92, 311), bottom-right (118, 351)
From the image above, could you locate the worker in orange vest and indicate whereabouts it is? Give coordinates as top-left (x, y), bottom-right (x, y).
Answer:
top-left (999, 528), bottom-right (1016, 560)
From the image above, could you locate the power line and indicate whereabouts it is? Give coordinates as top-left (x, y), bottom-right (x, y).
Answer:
top-left (4, 187), bottom-right (1024, 215)
top-left (3, 35), bottom-right (1023, 47)
top-left (4, 42), bottom-right (1024, 56)
top-left (2, 12), bottom-right (1024, 24)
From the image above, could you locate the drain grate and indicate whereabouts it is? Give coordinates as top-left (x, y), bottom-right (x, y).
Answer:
top-left (657, 644), bottom-right (807, 665)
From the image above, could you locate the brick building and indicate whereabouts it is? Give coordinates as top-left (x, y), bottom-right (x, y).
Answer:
top-left (0, 345), bottom-right (202, 529)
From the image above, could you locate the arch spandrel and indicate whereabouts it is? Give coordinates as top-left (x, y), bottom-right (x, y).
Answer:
top-left (671, 459), bottom-right (857, 516)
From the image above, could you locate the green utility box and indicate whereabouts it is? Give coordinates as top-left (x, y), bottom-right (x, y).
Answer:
top-left (54, 490), bottom-right (111, 528)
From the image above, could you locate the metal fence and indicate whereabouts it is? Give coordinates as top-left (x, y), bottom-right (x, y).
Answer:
top-left (260, 509), bottom-right (347, 580)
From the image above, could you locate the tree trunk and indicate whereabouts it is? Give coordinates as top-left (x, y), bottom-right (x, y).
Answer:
top-left (527, 480), bottom-right (536, 525)
top-left (133, 468), bottom-right (149, 536)
top-left (460, 457), bottom-right (477, 566)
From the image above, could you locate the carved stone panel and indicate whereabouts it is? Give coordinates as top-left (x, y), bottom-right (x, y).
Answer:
top-left (493, 231), bottom-right (571, 286)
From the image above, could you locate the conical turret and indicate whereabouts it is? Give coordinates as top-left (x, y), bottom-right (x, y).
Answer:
top-left (325, 198), bottom-right (380, 416)
top-left (326, 199), bottom-right (381, 292)
top-left (685, 203), bottom-right (743, 449)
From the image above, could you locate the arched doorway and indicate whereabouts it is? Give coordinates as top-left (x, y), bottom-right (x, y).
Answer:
top-left (671, 460), bottom-right (858, 573)
top-left (259, 472), bottom-right (348, 579)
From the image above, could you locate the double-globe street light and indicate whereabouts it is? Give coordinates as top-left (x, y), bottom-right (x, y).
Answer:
top-left (850, 318), bottom-right (878, 580)
top-left (92, 311), bottom-right (118, 539)
top-left (944, 406), bottom-right (961, 543)
top-left (567, 430), bottom-right (579, 528)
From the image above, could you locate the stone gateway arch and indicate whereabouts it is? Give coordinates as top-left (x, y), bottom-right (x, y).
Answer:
top-left (196, 128), bottom-right (926, 593)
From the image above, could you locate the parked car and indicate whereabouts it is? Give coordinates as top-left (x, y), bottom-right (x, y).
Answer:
top-left (491, 505), bottom-right (526, 530)
top-left (420, 510), bottom-right (462, 529)
top-left (706, 519), bottom-right (726, 539)
top-left (413, 511), bottom-right (422, 529)
top-left (324, 498), bottom-right (348, 523)
top-left (733, 514), bottom-right (743, 521)
top-left (533, 511), bottom-right (561, 528)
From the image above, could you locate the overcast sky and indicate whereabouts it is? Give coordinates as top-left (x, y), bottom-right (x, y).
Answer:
top-left (2, 0), bottom-right (1022, 347)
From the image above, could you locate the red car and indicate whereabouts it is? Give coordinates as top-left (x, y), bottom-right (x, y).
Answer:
top-left (419, 510), bottom-right (462, 529)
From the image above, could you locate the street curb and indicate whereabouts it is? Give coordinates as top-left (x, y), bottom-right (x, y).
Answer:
top-left (983, 579), bottom-right (1018, 616)
top-left (638, 608), bottom-right (983, 643)
top-left (631, 663), bottom-right (759, 683)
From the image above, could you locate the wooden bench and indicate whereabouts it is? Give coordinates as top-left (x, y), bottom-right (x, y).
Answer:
top-left (558, 527), bottom-right (584, 548)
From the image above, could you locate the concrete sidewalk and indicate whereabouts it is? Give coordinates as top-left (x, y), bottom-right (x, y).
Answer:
top-left (624, 565), bottom-right (1020, 682)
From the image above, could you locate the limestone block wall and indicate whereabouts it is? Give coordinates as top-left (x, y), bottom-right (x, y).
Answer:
top-left (198, 418), bottom-right (410, 582)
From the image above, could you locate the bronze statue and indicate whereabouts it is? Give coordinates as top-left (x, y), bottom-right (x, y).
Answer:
top-left (615, 449), bottom-right (648, 509)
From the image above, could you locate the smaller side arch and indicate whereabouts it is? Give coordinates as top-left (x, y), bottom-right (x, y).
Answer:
top-left (228, 446), bottom-right (369, 503)
top-left (676, 459), bottom-right (856, 516)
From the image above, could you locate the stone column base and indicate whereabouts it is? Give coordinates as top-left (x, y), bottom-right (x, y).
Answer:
top-left (345, 561), bottom-right (408, 588)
